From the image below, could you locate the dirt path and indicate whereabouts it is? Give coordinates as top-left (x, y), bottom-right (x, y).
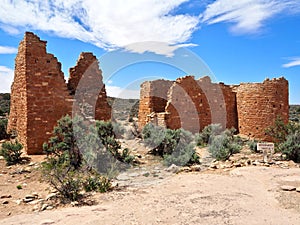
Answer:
top-left (2, 166), bottom-right (300, 225)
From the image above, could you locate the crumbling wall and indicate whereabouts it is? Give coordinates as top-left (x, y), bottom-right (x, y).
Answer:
top-left (8, 32), bottom-right (111, 154)
top-left (138, 79), bottom-right (173, 129)
top-left (165, 76), bottom-right (238, 133)
top-left (196, 77), bottom-right (238, 131)
top-left (236, 77), bottom-right (289, 140)
top-left (8, 32), bottom-right (72, 154)
top-left (68, 53), bottom-right (111, 121)
top-left (138, 75), bottom-right (288, 139)
top-left (165, 76), bottom-right (211, 132)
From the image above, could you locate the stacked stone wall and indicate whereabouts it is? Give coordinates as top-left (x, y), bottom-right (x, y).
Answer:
top-left (138, 79), bottom-right (173, 129)
top-left (236, 77), bottom-right (289, 140)
top-left (68, 53), bottom-right (111, 120)
top-left (165, 76), bottom-right (211, 132)
top-left (8, 32), bottom-right (111, 154)
top-left (138, 76), bottom-right (287, 139)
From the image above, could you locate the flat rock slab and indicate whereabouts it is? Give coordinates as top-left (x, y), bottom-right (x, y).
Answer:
top-left (281, 185), bottom-right (296, 191)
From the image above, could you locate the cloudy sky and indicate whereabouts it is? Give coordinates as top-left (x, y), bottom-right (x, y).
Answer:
top-left (0, 0), bottom-right (299, 103)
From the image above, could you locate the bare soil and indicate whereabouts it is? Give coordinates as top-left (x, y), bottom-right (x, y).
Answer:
top-left (1, 140), bottom-right (300, 224)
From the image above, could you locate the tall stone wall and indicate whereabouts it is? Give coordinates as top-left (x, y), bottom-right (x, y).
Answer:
top-left (236, 77), bottom-right (289, 140)
top-left (165, 76), bottom-right (211, 132)
top-left (165, 76), bottom-right (238, 133)
top-left (138, 79), bottom-right (173, 129)
top-left (8, 32), bottom-right (111, 154)
top-left (8, 32), bottom-right (72, 154)
top-left (196, 77), bottom-right (238, 131)
top-left (68, 53), bottom-right (111, 121)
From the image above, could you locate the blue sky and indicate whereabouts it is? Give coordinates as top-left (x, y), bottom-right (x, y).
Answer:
top-left (0, 0), bottom-right (299, 104)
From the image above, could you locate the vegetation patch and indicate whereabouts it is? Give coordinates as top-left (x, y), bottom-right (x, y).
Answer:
top-left (142, 123), bottom-right (200, 166)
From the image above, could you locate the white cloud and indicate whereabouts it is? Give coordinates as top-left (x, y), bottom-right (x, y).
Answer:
top-left (0, 66), bottom-right (14, 93)
top-left (201, 0), bottom-right (300, 34)
top-left (106, 85), bottom-right (140, 99)
top-left (0, 46), bottom-right (17, 54)
top-left (0, 0), bottom-right (199, 56)
top-left (282, 57), bottom-right (300, 68)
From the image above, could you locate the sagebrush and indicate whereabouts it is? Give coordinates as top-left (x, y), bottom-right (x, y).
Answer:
top-left (208, 128), bottom-right (242, 161)
top-left (142, 123), bottom-right (200, 166)
top-left (0, 140), bottom-right (23, 165)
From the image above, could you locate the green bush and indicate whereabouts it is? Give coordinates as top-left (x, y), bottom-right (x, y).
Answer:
top-left (0, 118), bottom-right (9, 140)
top-left (265, 116), bottom-right (291, 144)
top-left (195, 124), bottom-right (223, 147)
top-left (208, 129), bottom-right (242, 161)
top-left (42, 115), bottom-right (113, 201)
top-left (0, 140), bottom-right (23, 165)
top-left (248, 139), bottom-right (259, 153)
top-left (142, 123), bottom-right (200, 166)
top-left (265, 116), bottom-right (300, 162)
top-left (164, 143), bottom-right (200, 166)
top-left (278, 130), bottom-right (300, 162)
top-left (95, 120), bottom-right (134, 164)
top-left (83, 175), bottom-right (111, 193)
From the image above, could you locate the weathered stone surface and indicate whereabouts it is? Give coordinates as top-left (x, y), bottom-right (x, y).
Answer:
top-left (7, 32), bottom-right (72, 154)
top-left (236, 77), bottom-right (289, 141)
top-left (68, 52), bottom-right (111, 121)
top-left (138, 75), bottom-right (289, 140)
top-left (8, 32), bottom-right (111, 154)
top-left (138, 79), bottom-right (173, 130)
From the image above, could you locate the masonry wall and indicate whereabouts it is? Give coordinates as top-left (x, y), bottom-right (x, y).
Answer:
top-left (196, 77), bottom-right (238, 131)
top-left (8, 32), bottom-right (72, 154)
top-left (236, 77), bottom-right (289, 140)
top-left (8, 32), bottom-right (111, 154)
top-left (138, 75), bottom-right (287, 139)
top-left (165, 76), bottom-right (238, 133)
top-left (68, 53), bottom-right (111, 121)
top-left (165, 76), bottom-right (211, 132)
top-left (138, 79), bottom-right (173, 129)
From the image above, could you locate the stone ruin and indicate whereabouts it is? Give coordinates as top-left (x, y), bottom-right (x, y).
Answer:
top-left (7, 32), bottom-right (111, 154)
top-left (138, 75), bottom-right (289, 141)
top-left (7, 32), bottom-right (289, 154)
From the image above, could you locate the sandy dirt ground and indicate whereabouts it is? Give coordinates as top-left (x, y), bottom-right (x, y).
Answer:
top-left (1, 166), bottom-right (300, 225)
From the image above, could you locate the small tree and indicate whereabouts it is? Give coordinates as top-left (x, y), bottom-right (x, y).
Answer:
top-left (0, 140), bottom-right (23, 165)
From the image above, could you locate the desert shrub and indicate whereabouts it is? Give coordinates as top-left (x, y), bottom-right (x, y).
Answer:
top-left (0, 140), bottom-right (23, 165)
top-left (265, 116), bottom-right (291, 144)
top-left (278, 130), bottom-right (300, 162)
top-left (195, 124), bottom-right (223, 147)
top-left (112, 122), bottom-right (125, 139)
top-left (142, 123), bottom-right (199, 166)
top-left (83, 175), bottom-right (111, 193)
top-left (42, 115), bottom-right (113, 201)
top-left (248, 139), bottom-right (259, 153)
top-left (164, 142), bottom-right (200, 166)
top-left (208, 129), bottom-right (242, 161)
top-left (95, 120), bottom-right (134, 163)
top-left (0, 118), bottom-right (9, 140)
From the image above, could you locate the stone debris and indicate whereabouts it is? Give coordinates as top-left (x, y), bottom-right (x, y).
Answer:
top-left (281, 185), bottom-right (296, 191)
top-left (0, 194), bottom-right (12, 199)
top-left (165, 164), bottom-right (180, 173)
top-left (45, 193), bottom-right (57, 201)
